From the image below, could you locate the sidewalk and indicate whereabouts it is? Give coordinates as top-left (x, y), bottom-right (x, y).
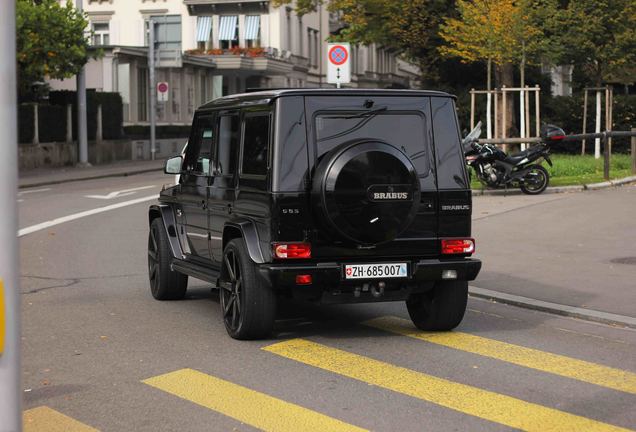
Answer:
top-left (19, 159), bottom-right (165, 189)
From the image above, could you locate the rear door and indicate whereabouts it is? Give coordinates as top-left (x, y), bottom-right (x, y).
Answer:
top-left (306, 95), bottom-right (438, 259)
top-left (180, 112), bottom-right (216, 260)
top-left (209, 111), bottom-right (240, 264)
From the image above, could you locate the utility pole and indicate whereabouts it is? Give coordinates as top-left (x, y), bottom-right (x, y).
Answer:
top-left (0, 0), bottom-right (22, 429)
top-left (76, 0), bottom-right (90, 166)
top-left (148, 20), bottom-right (157, 160)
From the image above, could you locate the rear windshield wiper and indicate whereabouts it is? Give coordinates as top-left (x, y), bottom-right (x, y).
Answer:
top-left (341, 106), bottom-right (387, 119)
top-left (317, 107), bottom-right (388, 142)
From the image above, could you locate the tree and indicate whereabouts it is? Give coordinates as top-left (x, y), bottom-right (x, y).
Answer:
top-left (439, 0), bottom-right (517, 137)
top-left (272, 0), bottom-right (455, 86)
top-left (439, 0), bottom-right (557, 138)
top-left (556, 0), bottom-right (636, 86)
top-left (16, 0), bottom-right (92, 97)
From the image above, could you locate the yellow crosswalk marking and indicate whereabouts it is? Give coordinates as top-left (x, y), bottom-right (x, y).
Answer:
top-left (143, 368), bottom-right (368, 432)
top-left (264, 339), bottom-right (631, 432)
top-left (364, 316), bottom-right (636, 395)
top-left (23, 406), bottom-right (98, 432)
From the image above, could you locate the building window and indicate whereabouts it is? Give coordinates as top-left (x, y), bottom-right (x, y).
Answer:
top-left (196, 16), bottom-right (212, 50)
top-left (298, 17), bottom-right (303, 57)
top-left (218, 15), bottom-right (238, 49)
top-left (92, 22), bottom-right (110, 45)
top-left (137, 68), bottom-right (148, 122)
top-left (286, 9), bottom-right (292, 51)
top-left (307, 28), bottom-right (313, 65)
top-left (245, 15), bottom-right (261, 48)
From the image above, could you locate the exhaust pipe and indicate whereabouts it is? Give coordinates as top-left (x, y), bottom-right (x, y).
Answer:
top-left (371, 281), bottom-right (385, 298)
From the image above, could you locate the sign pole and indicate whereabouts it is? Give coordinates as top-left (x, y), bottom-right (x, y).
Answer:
top-left (76, 0), bottom-right (89, 166)
top-left (148, 20), bottom-right (157, 161)
top-left (0, 0), bottom-right (22, 430)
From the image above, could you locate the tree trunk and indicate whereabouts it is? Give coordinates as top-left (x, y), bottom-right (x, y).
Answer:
top-left (496, 63), bottom-right (516, 144)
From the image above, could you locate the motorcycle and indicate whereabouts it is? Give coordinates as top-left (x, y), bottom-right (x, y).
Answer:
top-left (462, 122), bottom-right (565, 195)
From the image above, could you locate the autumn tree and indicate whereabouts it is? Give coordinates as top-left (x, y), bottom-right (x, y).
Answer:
top-left (440, 0), bottom-right (557, 137)
top-left (16, 0), bottom-right (92, 98)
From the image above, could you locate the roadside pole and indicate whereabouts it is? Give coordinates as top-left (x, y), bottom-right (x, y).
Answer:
top-left (148, 20), bottom-right (157, 161)
top-left (0, 0), bottom-right (22, 430)
top-left (632, 128), bottom-right (636, 174)
top-left (76, 0), bottom-right (90, 166)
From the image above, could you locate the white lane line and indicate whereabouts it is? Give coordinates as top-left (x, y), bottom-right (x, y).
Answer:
top-left (85, 185), bottom-right (156, 200)
top-left (18, 188), bottom-right (52, 196)
top-left (18, 194), bottom-right (158, 237)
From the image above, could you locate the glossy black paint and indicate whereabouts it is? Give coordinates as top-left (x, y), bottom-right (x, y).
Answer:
top-left (151, 89), bottom-right (480, 303)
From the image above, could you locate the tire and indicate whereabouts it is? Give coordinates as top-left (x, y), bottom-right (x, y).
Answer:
top-left (520, 164), bottom-right (549, 195)
top-left (406, 280), bottom-right (468, 331)
top-left (148, 218), bottom-right (188, 300)
top-left (220, 239), bottom-right (276, 340)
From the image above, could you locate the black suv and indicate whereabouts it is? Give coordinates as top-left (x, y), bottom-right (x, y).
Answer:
top-left (148, 89), bottom-right (481, 339)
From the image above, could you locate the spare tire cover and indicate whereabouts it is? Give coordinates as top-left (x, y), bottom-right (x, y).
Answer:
top-left (312, 140), bottom-right (421, 245)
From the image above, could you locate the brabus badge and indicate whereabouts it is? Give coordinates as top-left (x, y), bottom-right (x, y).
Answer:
top-left (367, 184), bottom-right (412, 202)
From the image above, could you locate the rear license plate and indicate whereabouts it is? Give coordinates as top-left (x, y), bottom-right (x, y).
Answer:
top-left (344, 263), bottom-right (408, 280)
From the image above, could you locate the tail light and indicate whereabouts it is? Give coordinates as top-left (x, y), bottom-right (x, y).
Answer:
top-left (441, 238), bottom-right (475, 255)
top-left (273, 242), bottom-right (311, 259)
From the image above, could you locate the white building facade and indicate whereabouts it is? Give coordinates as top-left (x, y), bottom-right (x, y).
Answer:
top-left (49, 0), bottom-right (420, 125)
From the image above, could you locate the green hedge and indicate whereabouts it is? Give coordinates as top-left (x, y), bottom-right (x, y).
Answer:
top-left (38, 105), bottom-right (67, 143)
top-left (49, 90), bottom-right (124, 140)
top-left (124, 125), bottom-right (191, 140)
top-left (18, 104), bottom-right (34, 144)
top-left (541, 94), bottom-right (636, 153)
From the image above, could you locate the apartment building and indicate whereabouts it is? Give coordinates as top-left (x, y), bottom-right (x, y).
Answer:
top-left (49, 0), bottom-right (420, 125)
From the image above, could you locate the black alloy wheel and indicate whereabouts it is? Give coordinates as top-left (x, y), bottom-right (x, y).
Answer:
top-left (220, 239), bottom-right (276, 340)
top-left (520, 164), bottom-right (549, 195)
top-left (220, 247), bottom-right (242, 333)
top-left (148, 218), bottom-right (188, 300)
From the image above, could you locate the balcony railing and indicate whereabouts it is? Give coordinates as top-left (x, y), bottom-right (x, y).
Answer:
top-left (184, 47), bottom-right (308, 67)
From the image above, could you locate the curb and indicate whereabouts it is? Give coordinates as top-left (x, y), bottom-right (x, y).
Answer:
top-left (474, 175), bottom-right (636, 196)
top-left (19, 166), bottom-right (162, 189)
top-left (469, 286), bottom-right (636, 329)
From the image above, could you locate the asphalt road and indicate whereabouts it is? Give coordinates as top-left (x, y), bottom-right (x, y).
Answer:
top-left (18, 173), bottom-right (636, 432)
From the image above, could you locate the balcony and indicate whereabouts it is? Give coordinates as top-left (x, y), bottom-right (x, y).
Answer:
top-left (183, 47), bottom-right (309, 74)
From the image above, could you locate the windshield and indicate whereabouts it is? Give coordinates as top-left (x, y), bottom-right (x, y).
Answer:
top-left (314, 112), bottom-right (430, 177)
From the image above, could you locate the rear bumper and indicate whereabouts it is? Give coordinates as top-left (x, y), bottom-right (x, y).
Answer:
top-left (259, 258), bottom-right (481, 304)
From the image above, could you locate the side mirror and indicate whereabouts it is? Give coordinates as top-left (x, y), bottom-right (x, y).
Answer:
top-left (164, 155), bottom-right (183, 175)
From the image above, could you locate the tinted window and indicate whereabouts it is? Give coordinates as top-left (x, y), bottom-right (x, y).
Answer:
top-left (184, 114), bottom-right (214, 175)
top-left (431, 97), bottom-right (468, 189)
top-left (217, 114), bottom-right (239, 176)
top-left (241, 114), bottom-right (270, 177)
top-left (314, 112), bottom-right (430, 177)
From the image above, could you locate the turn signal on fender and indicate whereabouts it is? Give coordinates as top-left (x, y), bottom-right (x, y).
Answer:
top-left (441, 238), bottom-right (475, 255)
top-left (273, 243), bottom-right (312, 259)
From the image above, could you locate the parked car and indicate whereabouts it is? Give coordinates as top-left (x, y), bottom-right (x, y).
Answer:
top-left (148, 89), bottom-right (481, 339)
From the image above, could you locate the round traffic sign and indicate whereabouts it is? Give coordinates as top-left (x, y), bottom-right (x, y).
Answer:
top-left (157, 82), bottom-right (169, 93)
top-left (328, 45), bottom-right (348, 66)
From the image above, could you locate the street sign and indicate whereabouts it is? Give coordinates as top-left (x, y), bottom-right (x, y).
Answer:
top-left (327, 43), bottom-right (351, 87)
top-left (157, 81), bottom-right (169, 102)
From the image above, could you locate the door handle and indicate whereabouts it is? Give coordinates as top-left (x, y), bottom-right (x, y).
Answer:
top-left (227, 204), bottom-right (232, 214)
top-left (176, 209), bottom-right (183, 217)
top-left (201, 200), bottom-right (207, 210)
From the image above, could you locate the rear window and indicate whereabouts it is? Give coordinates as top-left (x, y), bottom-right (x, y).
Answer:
top-left (314, 112), bottom-right (430, 177)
